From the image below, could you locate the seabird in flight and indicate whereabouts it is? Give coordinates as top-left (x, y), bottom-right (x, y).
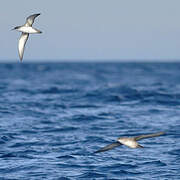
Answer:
top-left (95, 132), bottom-right (165, 153)
top-left (12, 13), bottom-right (42, 61)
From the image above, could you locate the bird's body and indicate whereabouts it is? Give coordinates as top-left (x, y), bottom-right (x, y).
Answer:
top-left (12, 13), bottom-right (42, 61)
top-left (118, 137), bottom-right (140, 148)
top-left (95, 132), bottom-right (165, 153)
top-left (15, 26), bottom-right (41, 34)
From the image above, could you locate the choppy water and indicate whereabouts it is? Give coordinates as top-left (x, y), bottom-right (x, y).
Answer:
top-left (0, 62), bottom-right (180, 179)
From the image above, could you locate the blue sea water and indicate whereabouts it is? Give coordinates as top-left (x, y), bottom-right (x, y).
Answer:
top-left (0, 62), bottom-right (180, 179)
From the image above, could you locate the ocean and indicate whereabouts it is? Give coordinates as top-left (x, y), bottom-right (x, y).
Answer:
top-left (0, 62), bottom-right (179, 179)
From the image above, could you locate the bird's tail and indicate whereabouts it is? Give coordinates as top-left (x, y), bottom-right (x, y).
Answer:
top-left (32, 27), bottom-right (42, 33)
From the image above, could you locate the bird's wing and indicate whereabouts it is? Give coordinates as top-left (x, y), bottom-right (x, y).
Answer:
top-left (134, 132), bottom-right (165, 141)
top-left (94, 142), bottom-right (122, 153)
top-left (25, 13), bottom-right (40, 26)
top-left (18, 33), bottom-right (29, 61)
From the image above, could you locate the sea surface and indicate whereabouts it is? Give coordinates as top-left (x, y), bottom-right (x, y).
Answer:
top-left (0, 62), bottom-right (180, 179)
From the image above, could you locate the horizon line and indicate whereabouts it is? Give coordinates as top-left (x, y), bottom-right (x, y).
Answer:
top-left (1, 58), bottom-right (180, 63)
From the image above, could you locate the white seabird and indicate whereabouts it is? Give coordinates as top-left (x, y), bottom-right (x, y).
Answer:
top-left (12, 13), bottom-right (42, 61)
top-left (94, 132), bottom-right (165, 153)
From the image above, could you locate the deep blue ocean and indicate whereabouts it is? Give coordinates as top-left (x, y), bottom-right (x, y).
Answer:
top-left (0, 62), bottom-right (180, 179)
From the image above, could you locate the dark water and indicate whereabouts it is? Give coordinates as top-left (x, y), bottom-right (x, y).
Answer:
top-left (0, 62), bottom-right (180, 179)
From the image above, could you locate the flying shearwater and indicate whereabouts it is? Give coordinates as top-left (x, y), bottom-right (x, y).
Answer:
top-left (95, 132), bottom-right (165, 153)
top-left (12, 13), bottom-right (42, 61)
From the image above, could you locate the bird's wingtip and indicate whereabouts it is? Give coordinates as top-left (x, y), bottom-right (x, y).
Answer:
top-left (159, 132), bottom-right (166, 135)
top-left (19, 56), bottom-right (23, 62)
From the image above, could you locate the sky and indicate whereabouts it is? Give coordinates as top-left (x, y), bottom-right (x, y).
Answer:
top-left (1, 0), bottom-right (180, 62)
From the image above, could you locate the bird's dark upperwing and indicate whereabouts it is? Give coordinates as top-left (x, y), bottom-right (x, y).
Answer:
top-left (26, 13), bottom-right (41, 26)
top-left (94, 142), bottom-right (122, 153)
top-left (134, 132), bottom-right (165, 141)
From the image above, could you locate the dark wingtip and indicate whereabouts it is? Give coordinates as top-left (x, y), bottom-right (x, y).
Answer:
top-left (94, 142), bottom-right (121, 154)
top-left (94, 151), bottom-right (101, 154)
top-left (94, 149), bottom-right (104, 154)
top-left (157, 132), bottom-right (166, 136)
top-left (94, 148), bottom-right (108, 154)
top-left (19, 56), bottom-right (23, 62)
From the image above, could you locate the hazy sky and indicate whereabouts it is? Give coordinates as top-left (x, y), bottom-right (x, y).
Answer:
top-left (1, 0), bottom-right (180, 62)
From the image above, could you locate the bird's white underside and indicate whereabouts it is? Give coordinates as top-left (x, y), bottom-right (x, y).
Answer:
top-left (17, 26), bottom-right (41, 34)
top-left (118, 138), bottom-right (139, 148)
